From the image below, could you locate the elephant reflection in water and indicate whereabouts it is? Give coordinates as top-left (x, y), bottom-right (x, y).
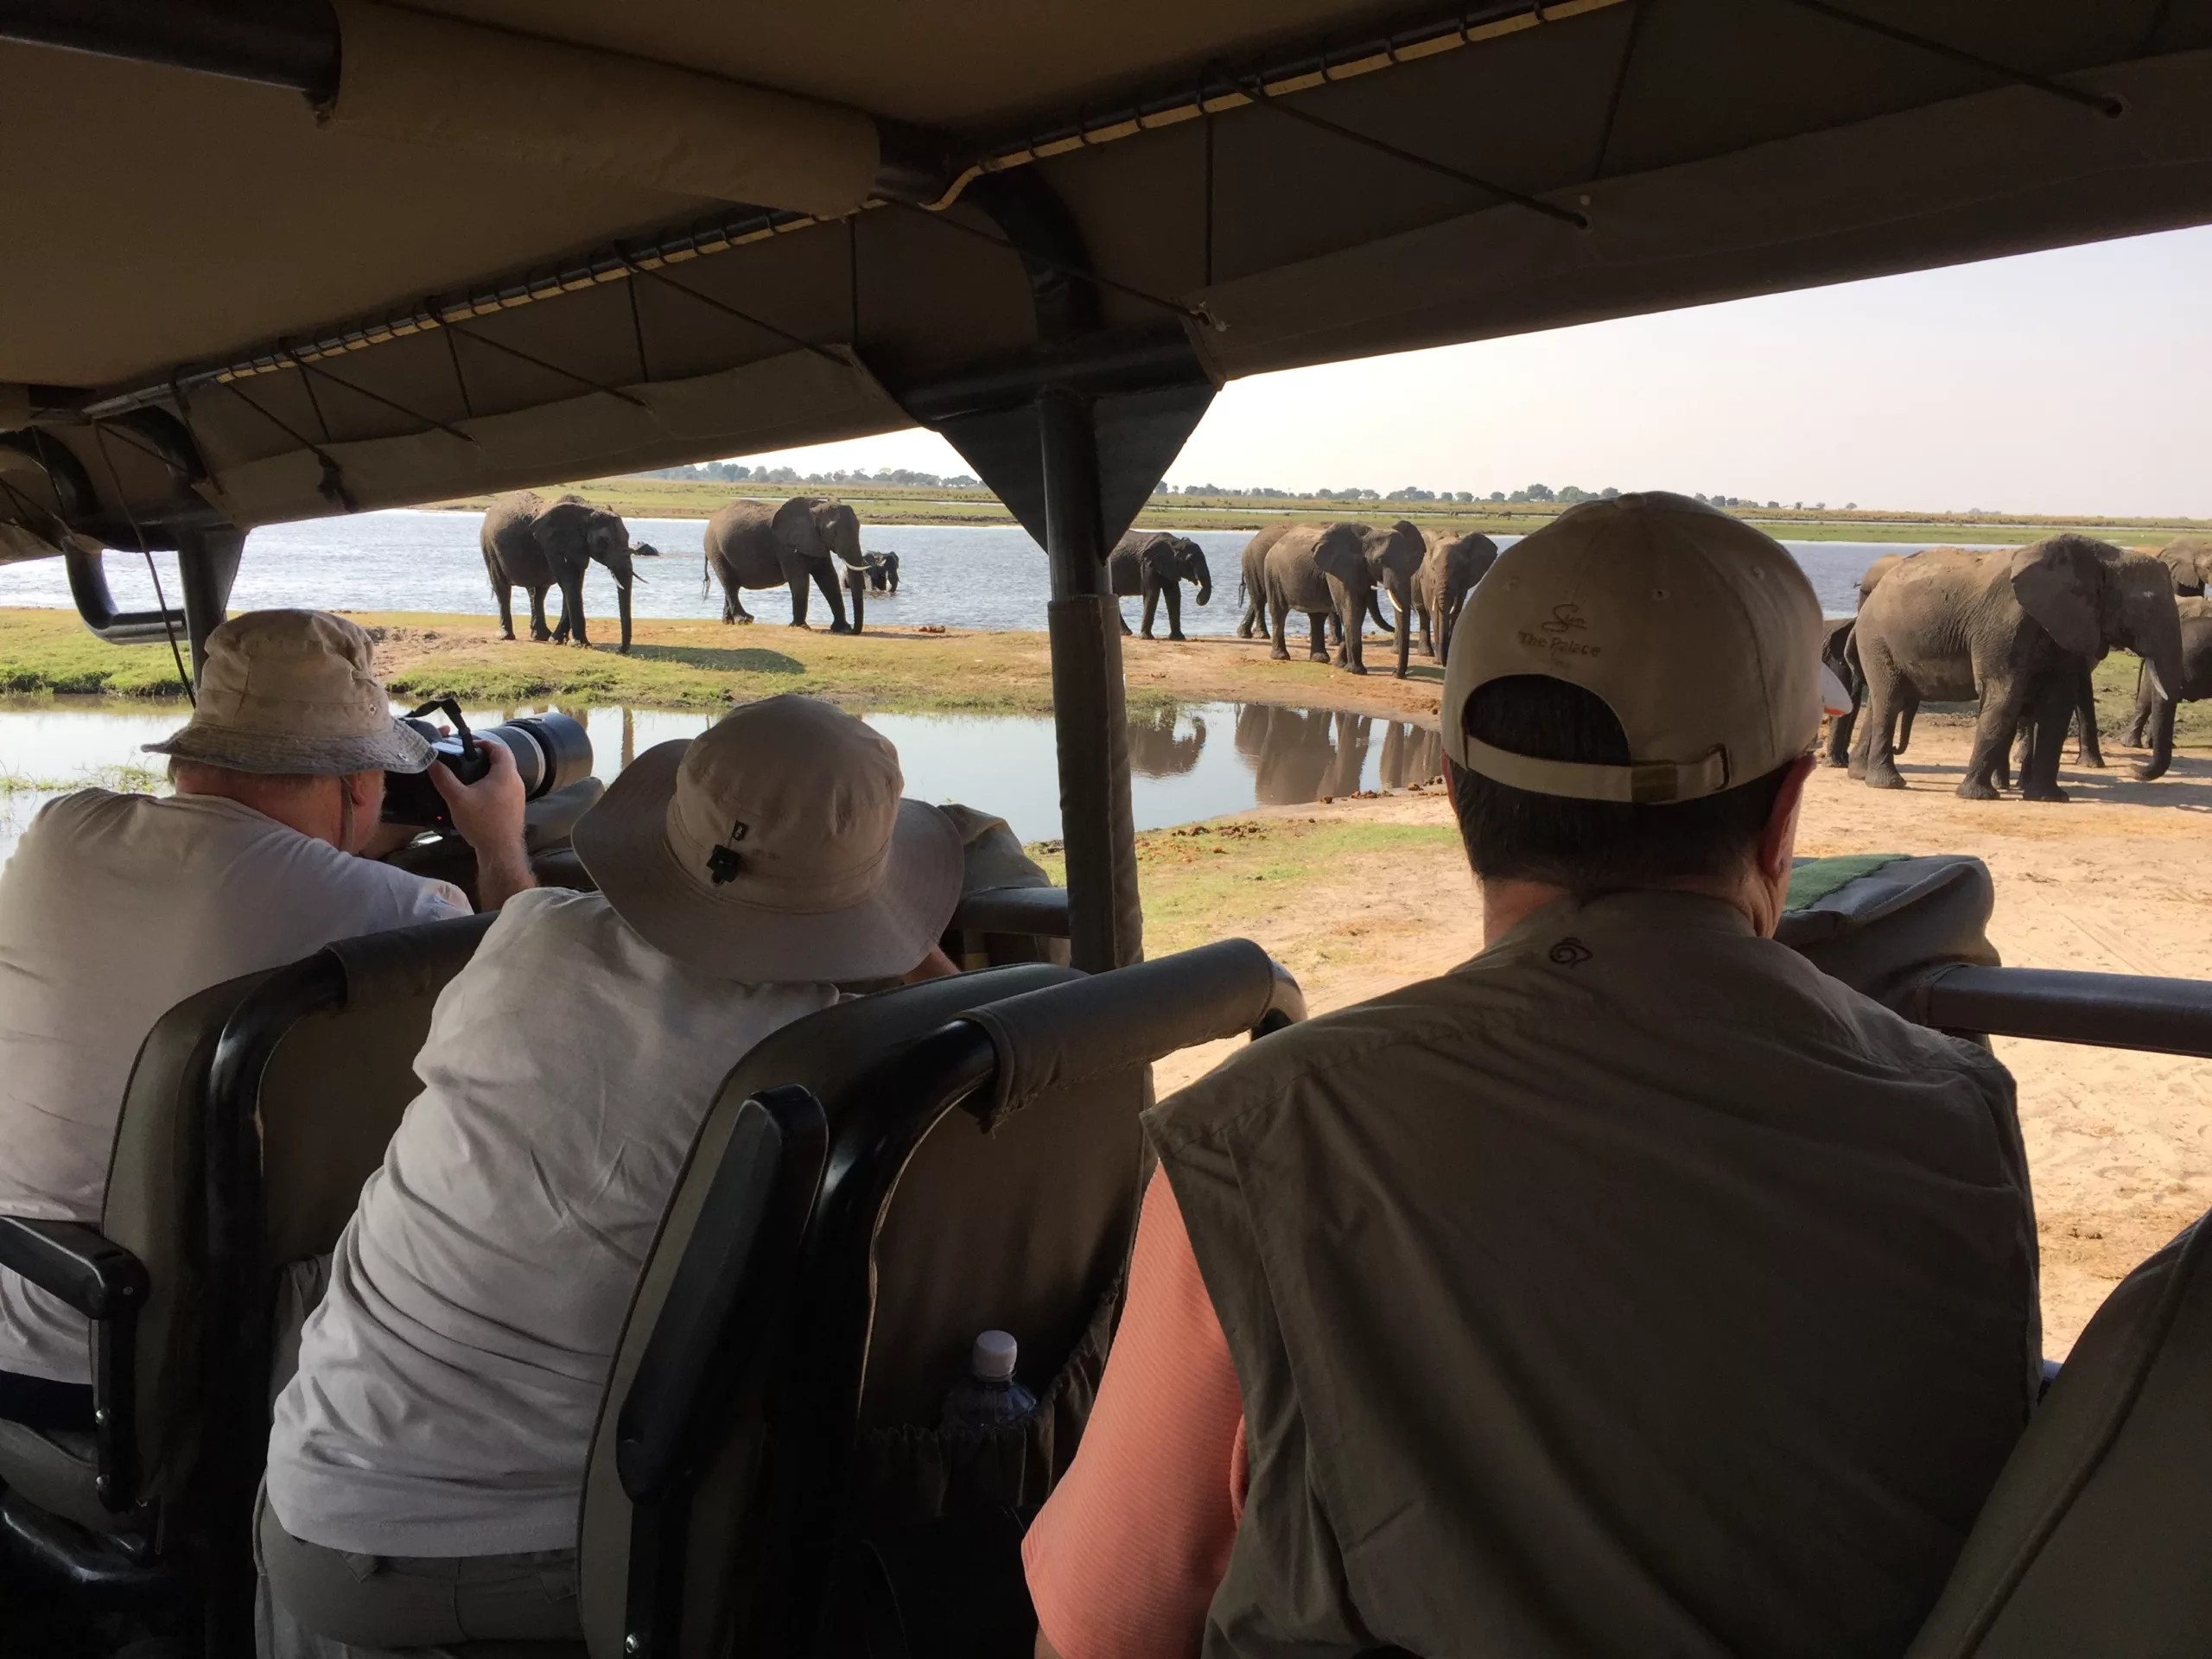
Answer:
top-left (1127, 708), bottom-right (1208, 777)
top-left (1234, 705), bottom-right (1370, 804)
top-left (1376, 721), bottom-right (1443, 789)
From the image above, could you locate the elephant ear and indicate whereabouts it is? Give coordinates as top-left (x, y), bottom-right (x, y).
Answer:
top-left (2009, 542), bottom-right (2101, 657)
top-left (529, 500), bottom-right (587, 556)
top-left (1313, 531), bottom-right (1368, 584)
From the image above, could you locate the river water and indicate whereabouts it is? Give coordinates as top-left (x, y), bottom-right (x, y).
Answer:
top-left (0, 697), bottom-right (1443, 868)
top-left (0, 510), bottom-right (1958, 632)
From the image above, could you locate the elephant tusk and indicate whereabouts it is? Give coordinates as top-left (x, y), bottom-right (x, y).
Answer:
top-left (2147, 661), bottom-right (2170, 701)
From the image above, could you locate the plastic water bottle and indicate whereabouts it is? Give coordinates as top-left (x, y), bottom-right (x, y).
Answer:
top-left (940, 1330), bottom-right (1038, 1430)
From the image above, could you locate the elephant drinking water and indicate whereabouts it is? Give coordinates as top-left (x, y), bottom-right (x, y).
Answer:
top-left (703, 496), bottom-right (866, 631)
top-left (480, 491), bottom-right (649, 653)
top-left (1109, 531), bottom-right (1211, 640)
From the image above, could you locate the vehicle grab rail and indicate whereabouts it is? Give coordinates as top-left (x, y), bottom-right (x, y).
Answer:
top-left (1912, 964), bottom-right (2212, 1059)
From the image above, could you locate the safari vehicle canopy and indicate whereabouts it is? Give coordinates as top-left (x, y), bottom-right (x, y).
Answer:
top-left (4, 0), bottom-right (2212, 966)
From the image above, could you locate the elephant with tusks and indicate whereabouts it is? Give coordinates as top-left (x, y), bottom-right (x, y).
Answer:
top-left (703, 496), bottom-right (867, 631)
top-left (1852, 536), bottom-right (2182, 801)
top-left (1414, 529), bottom-right (1498, 664)
top-left (480, 491), bottom-right (650, 653)
top-left (1109, 531), bottom-right (1211, 640)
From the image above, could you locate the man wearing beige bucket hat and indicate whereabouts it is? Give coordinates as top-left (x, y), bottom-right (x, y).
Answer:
top-left (1025, 495), bottom-right (2037, 1659)
top-left (257, 694), bottom-right (963, 1654)
top-left (0, 609), bottom-right (530, 1432)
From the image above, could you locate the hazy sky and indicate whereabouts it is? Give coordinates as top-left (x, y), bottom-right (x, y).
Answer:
top-left (728, 224), bottom-right (2212, 519)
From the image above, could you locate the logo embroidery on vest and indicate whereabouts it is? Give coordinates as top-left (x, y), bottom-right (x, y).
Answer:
top-left (1548, 938), bottom-right (1592, 968)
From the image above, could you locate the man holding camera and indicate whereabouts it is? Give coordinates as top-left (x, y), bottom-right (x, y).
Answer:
top-left (0, 608), bottom-right (530, 1432)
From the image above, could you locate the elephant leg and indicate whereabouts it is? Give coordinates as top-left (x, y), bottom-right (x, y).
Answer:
top-left (1418, 604), bottom-right (1436, 660)
top-left (1116, 598), bottom-right (1134, 636)
top-left (527, 586), bottom-right (552, 642)
top-left (1268, 593), bottom-right (1292, 661)
top-left (1163, 582), bottom-right (1185, 643)
top-left (1824, 703), bottom-right (1857, 768)
top-left (2074, 664), bottom-right (2106, 767)
top-left (727, 583), bottom-right (753, 625)
top-left (815, 565), bottom-right (853, 633)
top-left (1308, 613), bottom-right (1330, 663)
top-left (561, 575), bottom-right (590, 648)
top-left (1858, 657), bottom-right (1909, 791)
top-left (2021, 674), bottom-right (2075, 802)
top-left (1959, 679), bottom-right (2029, 800)
top-left (1338, 591), bottom-right (1367, 676)
top-left (2125, 661), bottom-right (2152, 747)
top-left (1391, 594), bottom-right (1410, 680)
top-left (786, 571), bottom-right (812, 628)
top-left (493, 581), bottom-right (516, 641)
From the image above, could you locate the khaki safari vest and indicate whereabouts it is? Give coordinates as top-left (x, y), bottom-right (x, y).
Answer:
top-left (1148, 890), bottom-right (2038, 1659)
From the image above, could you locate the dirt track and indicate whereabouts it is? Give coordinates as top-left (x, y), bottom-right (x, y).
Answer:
top-left (1148, 719), bottom-right (2212, 1355)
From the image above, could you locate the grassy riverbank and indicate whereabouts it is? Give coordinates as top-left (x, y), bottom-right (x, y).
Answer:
top-left (0, 609), bottom-right (1444, 721)
top-left (431, 476), bottom-right (2211, 549)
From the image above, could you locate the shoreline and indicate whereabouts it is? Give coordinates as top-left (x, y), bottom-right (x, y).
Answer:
top-left (0, 608), bottom-right (1449, 721)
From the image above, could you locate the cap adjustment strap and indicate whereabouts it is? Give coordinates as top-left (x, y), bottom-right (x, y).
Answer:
top-left (1459, 735), bottom-right (1732, 804)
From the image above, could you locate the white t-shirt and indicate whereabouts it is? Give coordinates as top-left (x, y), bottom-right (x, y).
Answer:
top-left (265, 887), bottom-right (839, 1558)
top-left (0, 790), bottom-right (468, 1383)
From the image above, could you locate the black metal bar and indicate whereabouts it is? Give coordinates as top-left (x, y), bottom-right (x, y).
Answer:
top-left (1773, 0), bottom-right (2125, 117)
top-left (60, 543), bottom-right (187, 646)
top-left (1039, 388), bottom-right (1143, 973)
top-left (950, 886), bottom-right (1071, 939)
top-left (0, 0), bottom-right (339, 98)
top-left (0, 1217), bottom-right (149, 1512)
top-left (175, 525), bottom-right (244, 681)
top-left (1917, 965), bottom-right (2212, 1057)
top-left (895, 327), bottom-right (1211, 425)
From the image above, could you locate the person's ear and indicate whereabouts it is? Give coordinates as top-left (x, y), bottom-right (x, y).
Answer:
top-left (342, 770), bottom-right (384, 847)
top-left (1757, 754), bottom-right (1817, 881)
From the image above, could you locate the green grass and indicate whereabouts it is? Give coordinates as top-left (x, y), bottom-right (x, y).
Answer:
top-left (0, 762), bottom-right (163, 795)
top-left (430, 476), bottom-right (2211, 549)
top-left (0, 610), bottom-right (200, 698)
top-left (1028, 817), bottom-right (1462, 957)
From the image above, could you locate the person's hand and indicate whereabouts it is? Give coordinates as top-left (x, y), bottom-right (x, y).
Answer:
top-left (429, 741), bottom-right (536, 909)
top-left (901, 944), bottom-right (959, 983)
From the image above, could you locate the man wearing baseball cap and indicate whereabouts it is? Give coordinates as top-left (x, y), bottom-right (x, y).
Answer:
top-left (1024, 494), bottom-right (2037, 1658)
top-left (0, 609), bottom-right (529, 1433)
top-left (259, 694), bottom-right (964, 1655)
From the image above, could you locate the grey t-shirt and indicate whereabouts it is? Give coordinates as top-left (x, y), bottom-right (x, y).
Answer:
top-left (265, 887), bottom-right (839, 1557)
top-left (0, 790), bottom-right (467, 1382)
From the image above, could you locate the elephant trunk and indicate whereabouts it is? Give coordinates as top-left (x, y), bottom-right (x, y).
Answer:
top-left (616, 571), bottom-right (632, 654)
top-left (1193, 570), bottom-right (1212, 607)
top-left (2135, 693), bottom-right (2177, 781)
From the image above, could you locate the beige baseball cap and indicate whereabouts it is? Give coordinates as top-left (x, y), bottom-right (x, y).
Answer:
top-left (574, 694), bottom-right (963, 982)
top-left (1442, 493), bottom-right (1829, 803)
top-left (143, 608), bottom-right (434, 775)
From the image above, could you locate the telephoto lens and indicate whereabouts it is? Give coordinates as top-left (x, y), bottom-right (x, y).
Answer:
top-left (381, 701), bottom-right (594, 830)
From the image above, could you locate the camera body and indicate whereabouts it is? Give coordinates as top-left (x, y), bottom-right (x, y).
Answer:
top-left (381, 702), bottom-right (593, 830)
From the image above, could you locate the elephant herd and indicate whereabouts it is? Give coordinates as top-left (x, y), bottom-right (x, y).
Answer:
top-left (1827, 534), bottom-right (2209, 802)
top-left (480, 490), bottom-right (896, 652)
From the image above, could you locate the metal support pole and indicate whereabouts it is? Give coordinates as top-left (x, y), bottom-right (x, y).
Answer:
top-left (1038, 387), bottom-right (1142, 972)
top-left (175, 524), bottom-right (244, 682)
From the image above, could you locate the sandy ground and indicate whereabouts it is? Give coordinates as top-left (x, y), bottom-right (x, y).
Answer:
top-left (1149, 718), bottom-right (2212, 1356)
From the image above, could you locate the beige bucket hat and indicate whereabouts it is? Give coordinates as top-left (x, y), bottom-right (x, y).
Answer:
top-left (143, 609), bottom-right (435, 775)
top-left (1443, 492), bottom-right (1831, 803)
top-left (574, 694), bottom-right (964, 982)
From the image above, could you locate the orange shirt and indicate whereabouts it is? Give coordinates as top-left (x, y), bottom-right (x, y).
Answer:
top-left (1022, 1170), bottom-right (1247, 1659)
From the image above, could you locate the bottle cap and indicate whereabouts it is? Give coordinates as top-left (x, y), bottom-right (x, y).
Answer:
top-left (972, 1330), bottom-right (1018, 1382)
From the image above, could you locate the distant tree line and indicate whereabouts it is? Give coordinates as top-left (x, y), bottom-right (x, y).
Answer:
top-left (637, 461), bottom-right (981, 489)
top-left (1152, 481), bottom-right (1624, 505)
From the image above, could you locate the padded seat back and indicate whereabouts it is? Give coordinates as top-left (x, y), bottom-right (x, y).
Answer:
top-left (0, 969), bottom-right (271, 1541)
top-left (1777, 854), bottom-right (1999, 1010)
top-left (1908, 1211), bottom-right (2212, 1658)
top-left (577, 964), bottom-right (1084, 1659)
top-left (578, 942), bottom-right (1304, 1659)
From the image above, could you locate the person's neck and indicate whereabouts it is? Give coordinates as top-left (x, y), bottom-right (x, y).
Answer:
top-left (1480, 868), bottom-right (1780, 948)
top-left (174, 775), bottom-right (347, 850)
